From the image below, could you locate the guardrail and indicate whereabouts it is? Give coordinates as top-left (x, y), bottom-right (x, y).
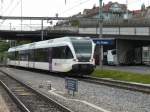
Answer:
top-left (79, 27), bottom-right (150, 36)
top-left (51, 26), bottom-right (150, 36)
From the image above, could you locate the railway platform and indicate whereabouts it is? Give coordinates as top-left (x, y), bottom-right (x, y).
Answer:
top-left (0, 95), bottom-right (10, 112)
top-left (0, 67), bottom-right (150, 112)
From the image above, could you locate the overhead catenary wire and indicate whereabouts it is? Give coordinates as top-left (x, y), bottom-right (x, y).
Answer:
top-left (0, 0), bottom-right (148, 29)
top-left (0, 0), bottom-right (21, 27)
top-left (65, 0), bottom-right (147, 16)
top-left (2, 0), bottom-right (15, 16)
top-left (65, 0), bottom-right (89, 5)
top-left (0, 0), bottom-right (15, 26)
top-left (5, 0), bottom-right (21, 16)
top-left (61, 0), bottom-right (141, 16)
top-left (61, 0), bottom-right (92, 15)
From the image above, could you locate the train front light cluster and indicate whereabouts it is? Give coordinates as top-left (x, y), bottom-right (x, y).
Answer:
top-left (73, 59), bottom-right (78, 62)
top-left (89, 59), bottom-right (94, 62)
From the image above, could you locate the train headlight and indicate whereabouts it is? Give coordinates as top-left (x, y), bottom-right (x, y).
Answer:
top-left (77, 37), bottom-right (82, 40)
top-left (73, 59), bottom-right (78, 62)
top-left (90, 59), bottom-right (94, 62)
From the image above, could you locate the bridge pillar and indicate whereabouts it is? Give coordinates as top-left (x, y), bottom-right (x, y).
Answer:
top-left (116, 39), bottom-right (141, 65)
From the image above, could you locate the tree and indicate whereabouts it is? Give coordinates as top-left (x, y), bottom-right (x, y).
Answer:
top-left (0, 41), bottom-right (9, 63)
top-left (16, 40), bottom-right (31, 46)
top-left (0, 41), bottom-right (9, 53)
top-left (71, 20), bottom-right (80, 27)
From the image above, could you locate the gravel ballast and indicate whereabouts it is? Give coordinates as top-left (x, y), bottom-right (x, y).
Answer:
top-left (1, 67), bottom-right (150, 112)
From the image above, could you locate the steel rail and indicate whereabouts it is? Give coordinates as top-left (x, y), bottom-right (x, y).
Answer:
top-left (82, 76), bottom-right (150, 94)
top-left (0, 70), bottom-right (74, 112)
top-left (0, 80), bottom-right (30, 112)
top-left (2, 67), bottom-right (149, 94)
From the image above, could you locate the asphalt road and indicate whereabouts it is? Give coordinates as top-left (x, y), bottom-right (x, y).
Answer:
top-left (99, 65), bottom-right (150, 74)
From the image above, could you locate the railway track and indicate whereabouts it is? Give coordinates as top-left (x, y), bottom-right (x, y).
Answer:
top-left (1, 66), bottom-right (150, 94)
top-left (81, 76), bottom-right (150, 94)
top-left (0, 82), bottom-right (22, 112)
top-left (29, 68), bottom-right (150, 94)
top-left (0, 72), bottom-right (73, 112)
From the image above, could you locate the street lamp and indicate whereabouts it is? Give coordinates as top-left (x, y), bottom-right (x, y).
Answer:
top-left (9, 23), bottom-right (12, 30)
top-left (21, 0), bottom-right (22, 31)
top-left (41, 19), bottom-right (44, 40)
top-left (99, 0), bottom-right (103, 69)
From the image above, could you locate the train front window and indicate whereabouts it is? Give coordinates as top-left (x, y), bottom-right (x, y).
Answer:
top-left (72, 40), bottom-right (92, 61)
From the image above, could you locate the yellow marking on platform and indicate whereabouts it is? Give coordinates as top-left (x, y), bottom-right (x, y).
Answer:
top-left (13, 89), bottom-right (25, 92)
top-left (0, 95), bottom-right (10, 112)
top-left (17, 92), bottom-right (34, 96)
top-left (13, 88), bottom-right (34, 96)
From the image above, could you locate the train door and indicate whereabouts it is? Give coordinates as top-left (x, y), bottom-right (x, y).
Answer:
top-left (28, 49), bottom-right (34, 68)
top-left (16, 51), bottom-right (20, 66)
top-left (17, 51), bottom-right (20, 66)
top-left (49, 48), bottom-right (52, 71)
top-left (27, 54), bottom-right (29, 67)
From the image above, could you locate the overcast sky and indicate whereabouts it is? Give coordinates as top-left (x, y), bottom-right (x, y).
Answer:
top-left (1, 0), bottom-right (149, 17)
top-left (0, 0), bottom-right (149, 30)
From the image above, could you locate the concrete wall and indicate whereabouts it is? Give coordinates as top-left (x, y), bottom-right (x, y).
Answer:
top-left (79, 27), bottom-right (150, 36)
top-left (51, 26), bottom-right (150, 36)
top-left (116, 39), bottom-right (142, 65)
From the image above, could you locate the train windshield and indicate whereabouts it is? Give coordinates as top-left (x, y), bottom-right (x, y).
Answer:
top-left (72, 40), bottom-right (92, 61)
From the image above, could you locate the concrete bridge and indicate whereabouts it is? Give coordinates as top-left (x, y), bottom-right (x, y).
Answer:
top-left (0, 16), bottom-right (149, 65)
top-left (0, 25), bottom-right (150, 65)
top-left (51, 26), bottom-right (150, 40)
top-left (50, 26), bottom-right (150, 65)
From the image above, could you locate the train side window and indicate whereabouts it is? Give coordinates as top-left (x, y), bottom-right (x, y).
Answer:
top-left (15, 51), bottom-right (19, 60)
top-left (143, 51), bottom-right (148, 58)
top-left (61, 46), bottom-right (66, 59)
top-left (52, 47), bottom-right (61, 59)
top-left (19, 50), bottom-right (28, 61)
top-left (8, 52), bottom-right (11, 59)
top-left (65, 46), bottom-right (73, 59)
top-left (8, 52), bottom-right (15, 60)
top-left (28, 49), bottom-right (34, 61)
top-left (43, 48), bottom-right (49, 62)
top-left (52, 46), bottom-right (73, 59)
top-left (34, 48), bottom-right (48, 62)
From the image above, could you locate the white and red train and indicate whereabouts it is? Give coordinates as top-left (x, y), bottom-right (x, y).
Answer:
top-left (7, 37), bottom-right (96, 75)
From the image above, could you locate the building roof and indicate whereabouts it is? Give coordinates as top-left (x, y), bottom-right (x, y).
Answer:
top-left (132, 10), bottom-right (141, 15)
top-left (132, 10), bottom-right (143, 18)
top-left (83, 2), bottom-right (127, 17)
top-left (103, 2), bottom-right (126, 12)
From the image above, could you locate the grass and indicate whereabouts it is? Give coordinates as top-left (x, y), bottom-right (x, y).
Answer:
top-left (92, 68), bottom-right (150, 84)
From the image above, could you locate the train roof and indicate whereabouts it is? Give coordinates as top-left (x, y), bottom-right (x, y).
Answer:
top-left (8, 36), bottom-right (92, 52)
